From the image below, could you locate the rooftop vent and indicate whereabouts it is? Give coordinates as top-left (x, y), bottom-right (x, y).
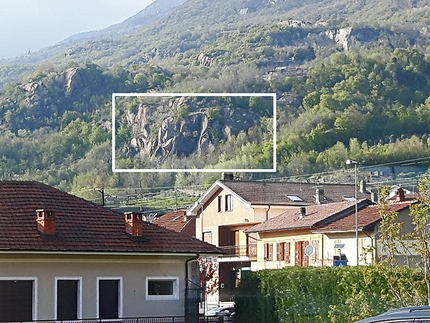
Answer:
top-left (36, 209), bottom-right (56, 235)
top-left (299, 207), bottom-right (306, 219)
top-left (125, 212), bottom-right (143, 237)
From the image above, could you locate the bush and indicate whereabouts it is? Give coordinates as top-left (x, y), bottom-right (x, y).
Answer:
top-left (234, 266), bottom-right (426, 323)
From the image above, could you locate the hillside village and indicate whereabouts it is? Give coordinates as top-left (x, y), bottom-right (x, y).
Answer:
top-left (0, 174), bottom-right (424, 322)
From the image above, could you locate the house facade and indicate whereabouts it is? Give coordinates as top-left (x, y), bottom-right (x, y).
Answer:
top-left (0, 181), bottom-right (221, 322)
top-left (247, 197), bottom-right (414, 270)
top-left (186, 177), bottom-right (373, 304)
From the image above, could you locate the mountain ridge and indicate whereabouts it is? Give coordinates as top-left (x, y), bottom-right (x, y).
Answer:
top-left (0, 0), bottom-right (429, 194)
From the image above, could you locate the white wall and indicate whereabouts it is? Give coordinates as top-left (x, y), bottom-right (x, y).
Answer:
top-left (0, 254), bottom-right (192, 320)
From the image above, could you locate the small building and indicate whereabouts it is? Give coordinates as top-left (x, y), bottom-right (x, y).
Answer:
top-left (246, 197), bottom-right (414, 269)
top-left (0, 181), bottom-right (222, 322)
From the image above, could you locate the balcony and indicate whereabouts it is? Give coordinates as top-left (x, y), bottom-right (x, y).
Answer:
top-left (218, 244), bottom-right (257, 260)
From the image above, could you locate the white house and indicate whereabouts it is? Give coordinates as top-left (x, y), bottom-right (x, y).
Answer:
top-left (0, 180), bottom-right (222, 322)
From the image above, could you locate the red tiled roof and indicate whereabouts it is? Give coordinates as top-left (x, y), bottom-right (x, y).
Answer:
top-left (246, 200), bottom-right (366, 233)
top-left (152, 211), bottom-right (195, 236)
top-left (220, 180), bottom-right (371, 205)
top-left (316, 201), bottom-right (414, 232)
top-left (0, 181), bottom-right (221, 254)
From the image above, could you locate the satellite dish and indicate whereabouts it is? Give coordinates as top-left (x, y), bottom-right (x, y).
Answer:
top-left (304, 245), bottom-right (315, 256)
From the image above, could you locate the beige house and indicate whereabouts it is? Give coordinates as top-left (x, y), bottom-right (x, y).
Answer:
top-left (186, 177), bottom-right (372, 303)
top-left (0, 181), bottom-right (221, 322)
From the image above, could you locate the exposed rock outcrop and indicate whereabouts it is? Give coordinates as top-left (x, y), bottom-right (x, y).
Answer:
top-left (122, 96), bottom-right (262, 162)
top-left (326, 27), bottom-right (353, 51)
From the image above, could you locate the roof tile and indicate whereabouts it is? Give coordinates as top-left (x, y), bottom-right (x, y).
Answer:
top-left (0, 181), bottom-right (221, 255)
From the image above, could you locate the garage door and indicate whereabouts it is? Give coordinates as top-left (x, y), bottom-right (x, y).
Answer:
top-left (0, 280), bottom-right (33, 322)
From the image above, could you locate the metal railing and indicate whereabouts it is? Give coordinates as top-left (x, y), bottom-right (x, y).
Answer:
top-left (4, 316), bottom-right (233, 323)
top-left (217, 244), bottom-right (256, 260)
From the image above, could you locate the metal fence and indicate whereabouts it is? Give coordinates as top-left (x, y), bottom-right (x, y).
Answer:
top-left (5, 316), bottom-right (234, 323)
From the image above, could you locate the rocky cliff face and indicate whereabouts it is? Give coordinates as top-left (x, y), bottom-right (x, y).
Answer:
top-left (120, 96), bottom-right (264, 161)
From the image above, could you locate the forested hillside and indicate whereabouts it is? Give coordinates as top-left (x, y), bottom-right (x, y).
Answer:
top-left (0, 0), bottom-right (430, 209)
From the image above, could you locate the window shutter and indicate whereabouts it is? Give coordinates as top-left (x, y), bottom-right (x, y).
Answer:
top-left (285, 242), bottom-right (291, 263)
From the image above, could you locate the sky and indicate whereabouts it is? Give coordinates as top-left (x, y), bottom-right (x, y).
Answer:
top-left (0, 0), bottom-right (156, 60)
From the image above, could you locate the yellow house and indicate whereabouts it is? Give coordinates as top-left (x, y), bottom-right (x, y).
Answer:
top-left (0, 181), bottom-right (222, 322)
top-left (186, 177), bottom-right (373, 304)
top-left (246, 198), bottom-right (414, 270)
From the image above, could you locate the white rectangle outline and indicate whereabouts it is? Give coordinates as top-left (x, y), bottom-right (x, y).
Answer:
top-left (146, 276), bottom-right (180, 301)
top-left (112, 92), bottom-right (277, 173)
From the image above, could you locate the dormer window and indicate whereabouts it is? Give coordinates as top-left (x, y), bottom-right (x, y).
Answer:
top-left (343, 196), bottom-right (356, 202)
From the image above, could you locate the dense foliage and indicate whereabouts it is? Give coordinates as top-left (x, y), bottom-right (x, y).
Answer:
top-left (0, 0), bottom-right (430, 202)
top-left (234, 266), bottom-right (427, 323)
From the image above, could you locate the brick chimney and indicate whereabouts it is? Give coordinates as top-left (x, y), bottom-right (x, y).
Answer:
top-left (396, 188), bottom-right (406, 202)
top-left (299, 207), bottom-right (306, 219)
top-left (36, 209), bottom-right (56, 235)
top-left (125, 212), bottom-right (143, 237)
top-left (315, 188), bottom-right (324, 204)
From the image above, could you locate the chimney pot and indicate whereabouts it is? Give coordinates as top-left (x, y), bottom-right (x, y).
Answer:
top-left (36, 209), bottom-right (56, 235)
top-left (300, 207), bottom-right (306, 218)
top-left (315, 188), bottom-right (324, 204)
top-left (396, 188), bottom-right (405, 202)
top-left (125, 212), bottom-right (143, 237)
top-left (359, 180), bottom-right (366, 193)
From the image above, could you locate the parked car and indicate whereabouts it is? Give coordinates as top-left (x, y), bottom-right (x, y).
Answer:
top-left (205, 306), bottom-right (235, 317)
top-left (354, 305), bottom-right (430, 322)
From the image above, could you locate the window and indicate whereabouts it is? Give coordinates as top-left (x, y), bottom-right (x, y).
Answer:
top-left (225, 195), bottom-right (233, 211)
top-left (285, 242), bottom-right (291, 263)
top-left (264, 243), bottom-right (273, 261)
top-left (56, 278), bottom-right (81, 320)
top-left (146, 277), bottom-right (179, 300)
top-left (286, 195), bottom-right (303, 202)
top-left (343, 196), bottom-right (356, 201)
top-left (203, 231), bottom-right (212, 244)
top-left (276, 242), bottom-right (291, 263)
top-left (217, 196), bottom-right (222, 212)
top-left (277, 242), bottom-right (285, 261)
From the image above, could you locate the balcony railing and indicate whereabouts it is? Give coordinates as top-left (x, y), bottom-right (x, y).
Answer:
top-left (218, 244), bottom-right (257, 260)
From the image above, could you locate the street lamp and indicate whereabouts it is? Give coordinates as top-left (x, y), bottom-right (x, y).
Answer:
top-left (346, 159), bottom-right (359, 266)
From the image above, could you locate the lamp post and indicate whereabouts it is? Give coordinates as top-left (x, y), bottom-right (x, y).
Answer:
top-left (346, 159), bottom-right (359, 266)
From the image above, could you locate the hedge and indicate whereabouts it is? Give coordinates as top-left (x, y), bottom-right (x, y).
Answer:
top-left (233, 266), bottom-right (427, 323)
